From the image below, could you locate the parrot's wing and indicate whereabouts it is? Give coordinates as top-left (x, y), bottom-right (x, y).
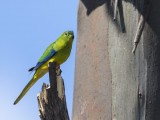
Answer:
top-left (28, 48), bottom-right (56, 71)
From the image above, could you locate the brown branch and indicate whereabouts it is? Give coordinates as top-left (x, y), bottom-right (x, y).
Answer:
top-left (37, 62), bottom-right (70, 120)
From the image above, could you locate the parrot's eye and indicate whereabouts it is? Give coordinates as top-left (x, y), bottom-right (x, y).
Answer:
top-left (64, 32), bottom-right (68, 36)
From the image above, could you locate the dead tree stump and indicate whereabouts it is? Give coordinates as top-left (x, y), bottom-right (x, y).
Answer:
top-left (37, 62), bottom-right (69, 120)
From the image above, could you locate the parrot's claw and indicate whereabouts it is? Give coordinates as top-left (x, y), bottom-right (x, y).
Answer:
top-left (56, 66), bottom-right (62, 76)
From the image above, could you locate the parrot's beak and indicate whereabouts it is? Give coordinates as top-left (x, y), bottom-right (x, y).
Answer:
top-left (72, 34), bottom-right (74, 39)
top-left (69, 31), bottom-right (74, 39)
top-left (68, 30), bottom-right (74, 40)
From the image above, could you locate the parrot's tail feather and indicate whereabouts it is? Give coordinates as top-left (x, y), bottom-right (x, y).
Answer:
top-left (14, 69), bottom-right (47, 105)
top-left (13, 76), bottom-right (38, 105)
top-left (28, 66), bottom-right (35, 72)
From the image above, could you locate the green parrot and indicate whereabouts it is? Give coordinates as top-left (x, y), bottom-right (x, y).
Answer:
top-left (14, 31), bottom-right (74, 105)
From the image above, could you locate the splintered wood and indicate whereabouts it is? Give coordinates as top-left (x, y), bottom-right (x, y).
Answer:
top-left (114, 0), bottom-right (119, 20)
top-left (37, 62), bottom-right (69, 120)
top-left (132, 1), bottom-right (151, 54)
top-left (132, 15), bottom-right (145, 54)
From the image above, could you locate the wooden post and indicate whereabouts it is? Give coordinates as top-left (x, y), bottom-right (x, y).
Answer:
top-left (73, 0), bottom-right (160, 120)
top-left (37, 62), bottom-right (70, 120)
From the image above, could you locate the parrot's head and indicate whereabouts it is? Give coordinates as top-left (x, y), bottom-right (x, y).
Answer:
top-left (62, 31), bottom-right (74, 43)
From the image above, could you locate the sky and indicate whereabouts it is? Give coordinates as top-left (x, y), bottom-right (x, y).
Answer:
top-left (0, 0), bottom-right (78, 119)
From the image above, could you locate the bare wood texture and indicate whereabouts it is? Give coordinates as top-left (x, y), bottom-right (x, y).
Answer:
top-left (37, 62), bottom-right (69, 120)
top-left (72, 1), bottom-right (112, 120)
top-left (73, 0), bottom-right (160, 120)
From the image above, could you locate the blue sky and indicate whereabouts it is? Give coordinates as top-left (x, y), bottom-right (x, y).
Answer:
top-left (0, 0), bottom-right (78, 119)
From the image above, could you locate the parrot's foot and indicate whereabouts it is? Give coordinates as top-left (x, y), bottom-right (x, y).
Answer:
top-left (56, 66), bottom-right (62, 76)
top-left (56, 66), bottom-right (60, 69)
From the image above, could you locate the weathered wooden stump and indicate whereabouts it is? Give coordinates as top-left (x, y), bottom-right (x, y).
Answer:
top-left (37, 62), bottom-right (69, 120)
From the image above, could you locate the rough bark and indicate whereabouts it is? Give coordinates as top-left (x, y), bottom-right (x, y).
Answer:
top-left (37, 62), bottom-right (69, 120)
top-left (73, 0), bottom-right (160, 120)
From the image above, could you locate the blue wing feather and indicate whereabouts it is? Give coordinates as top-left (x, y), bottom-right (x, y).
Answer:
top-left (28, 49), bottom-right (56, 71)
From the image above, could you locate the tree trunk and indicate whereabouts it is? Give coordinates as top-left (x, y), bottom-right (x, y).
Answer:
top-left (73, 0), bottom-right (160, 120)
